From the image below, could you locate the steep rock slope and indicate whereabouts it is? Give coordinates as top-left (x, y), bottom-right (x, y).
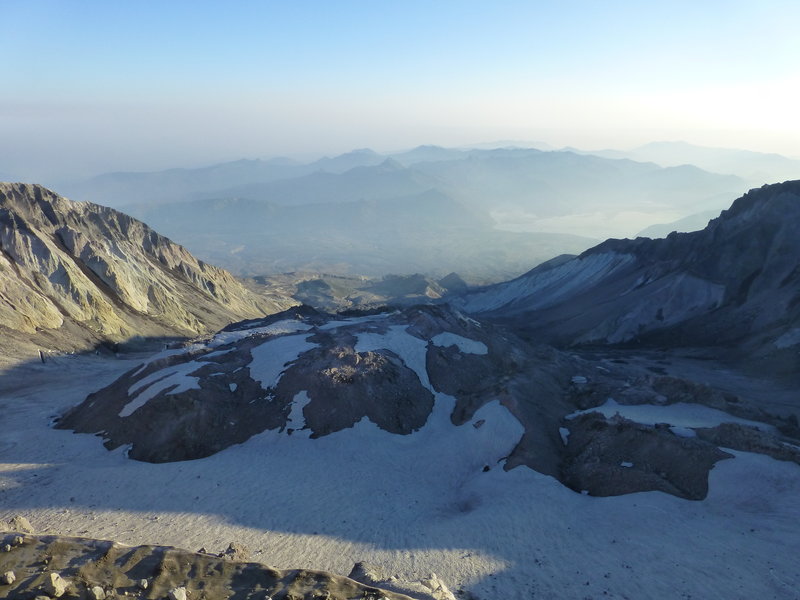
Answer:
top-left (0, 183), bottom-right (293, 359)
top-left (459, 181), bottom-right (800, 362)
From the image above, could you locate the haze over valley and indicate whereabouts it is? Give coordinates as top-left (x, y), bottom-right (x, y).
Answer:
top-left (53, 141), bottom-right (777, 284)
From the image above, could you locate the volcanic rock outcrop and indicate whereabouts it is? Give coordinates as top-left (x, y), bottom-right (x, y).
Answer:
top-left (0, 183), bottom-right (294, 360)
top-left (57, 304), bottom-right (799, 500)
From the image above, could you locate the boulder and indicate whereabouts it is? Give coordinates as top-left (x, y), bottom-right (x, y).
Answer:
top-left (420, 573), bottom-right (457, 600)
top-left (89, 585), bottom-right (106, 599)
top-left (8, 515), bottom-right (35, 534)
top-left (168, 587), bottom-right (188, 600)
top-left (44, 572), bottom-right (68, 597)
top-left (220, 541), bottom-right (250, 561)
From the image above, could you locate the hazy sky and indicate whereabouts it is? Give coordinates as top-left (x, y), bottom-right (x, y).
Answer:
top-left (2, 0), bottom-right (798, 183)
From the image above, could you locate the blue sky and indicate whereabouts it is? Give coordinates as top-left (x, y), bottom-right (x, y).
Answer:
top-left (2, 0), bottom-right (798, 181)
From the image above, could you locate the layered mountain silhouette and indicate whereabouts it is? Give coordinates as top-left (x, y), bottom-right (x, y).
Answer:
top-left (0, 183), bottom-right (294, 359)
top-left (59, 146), bottom-right (752, 282)
top-left (591, 141), bottom-right (800, 185)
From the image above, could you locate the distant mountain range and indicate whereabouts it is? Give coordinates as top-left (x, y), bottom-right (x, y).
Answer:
top-left (584, 141), bottom-right (800, 186)
top-left (55, 143), bottom-right (770, 282)
top-left (635, 209), bottom-right (722, 238)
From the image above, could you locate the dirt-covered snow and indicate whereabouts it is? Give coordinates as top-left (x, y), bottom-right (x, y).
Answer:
top-left (568, 398), bottom-right (779, 433)
top-left (2, 354), bottom-right (799, 599)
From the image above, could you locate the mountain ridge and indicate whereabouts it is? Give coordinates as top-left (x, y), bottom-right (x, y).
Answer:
top-left (458, 180), bottom-right (800, 379)
top-left (0, 182), bottom-right (294, 361)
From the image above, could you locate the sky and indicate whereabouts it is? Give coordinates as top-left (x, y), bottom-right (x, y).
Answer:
top-left (2, 0), bottom-right (799, 183)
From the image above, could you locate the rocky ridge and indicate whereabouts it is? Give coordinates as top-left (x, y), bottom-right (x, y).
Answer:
top-left (458, 181), bottom-right (800, 377)
top-left (0, 183), bottom-right (294, 361)
top-left (0, 529), bottom-right (416, 600)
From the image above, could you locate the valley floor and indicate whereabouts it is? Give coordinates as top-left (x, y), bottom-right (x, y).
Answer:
top-left (1, 353), bottom-right (799, 599)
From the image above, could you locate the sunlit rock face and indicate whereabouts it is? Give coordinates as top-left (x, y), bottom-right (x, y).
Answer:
top-left (0, 183), bottom-right (294, 354)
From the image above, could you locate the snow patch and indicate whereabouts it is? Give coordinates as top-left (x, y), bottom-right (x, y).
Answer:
top-left (248, 334), bottom-right (318, 390)
top-left (559, 427), bottom-right (570, 446)
top-left (669, 426), bottom-right (697, 438)
top-left (209, 320), bottom-right (312, 347)
top-left (567, 398), bottom-right (775, 433)
top-left (130, 344), bottom-right (205, 377)
top-left (120, 361), bottom-right (205, 417)
top-left (319, 312), bottom-right (393, 331)
top-left (431, 332), bottom-right (488, 355)
top-left (774, 328), bottom-right (800, 349)
top-left (286, 391), bottom-right (311, 435)
top-left (355, 326), bottom-right (432, 391)
top-left (4, 354), bottom-right (800, 600)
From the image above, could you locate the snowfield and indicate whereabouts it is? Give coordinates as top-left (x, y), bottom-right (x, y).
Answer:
top-left (1, 354), bottom-right (799, 599)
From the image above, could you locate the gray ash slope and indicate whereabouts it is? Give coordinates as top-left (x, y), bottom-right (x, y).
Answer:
top-left (458, 180), bottom-right (800, 379)
top-left (0, 183), bottom-right (294, 361)
top-left (57, 303), bottom-right (800, 501)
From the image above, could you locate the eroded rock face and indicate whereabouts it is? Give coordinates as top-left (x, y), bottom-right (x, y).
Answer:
top-left (0, 182), bottom-right (294, 359)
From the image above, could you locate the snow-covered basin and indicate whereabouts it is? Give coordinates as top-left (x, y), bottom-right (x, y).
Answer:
top-left (1, 354), bottom-right (799, 599)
